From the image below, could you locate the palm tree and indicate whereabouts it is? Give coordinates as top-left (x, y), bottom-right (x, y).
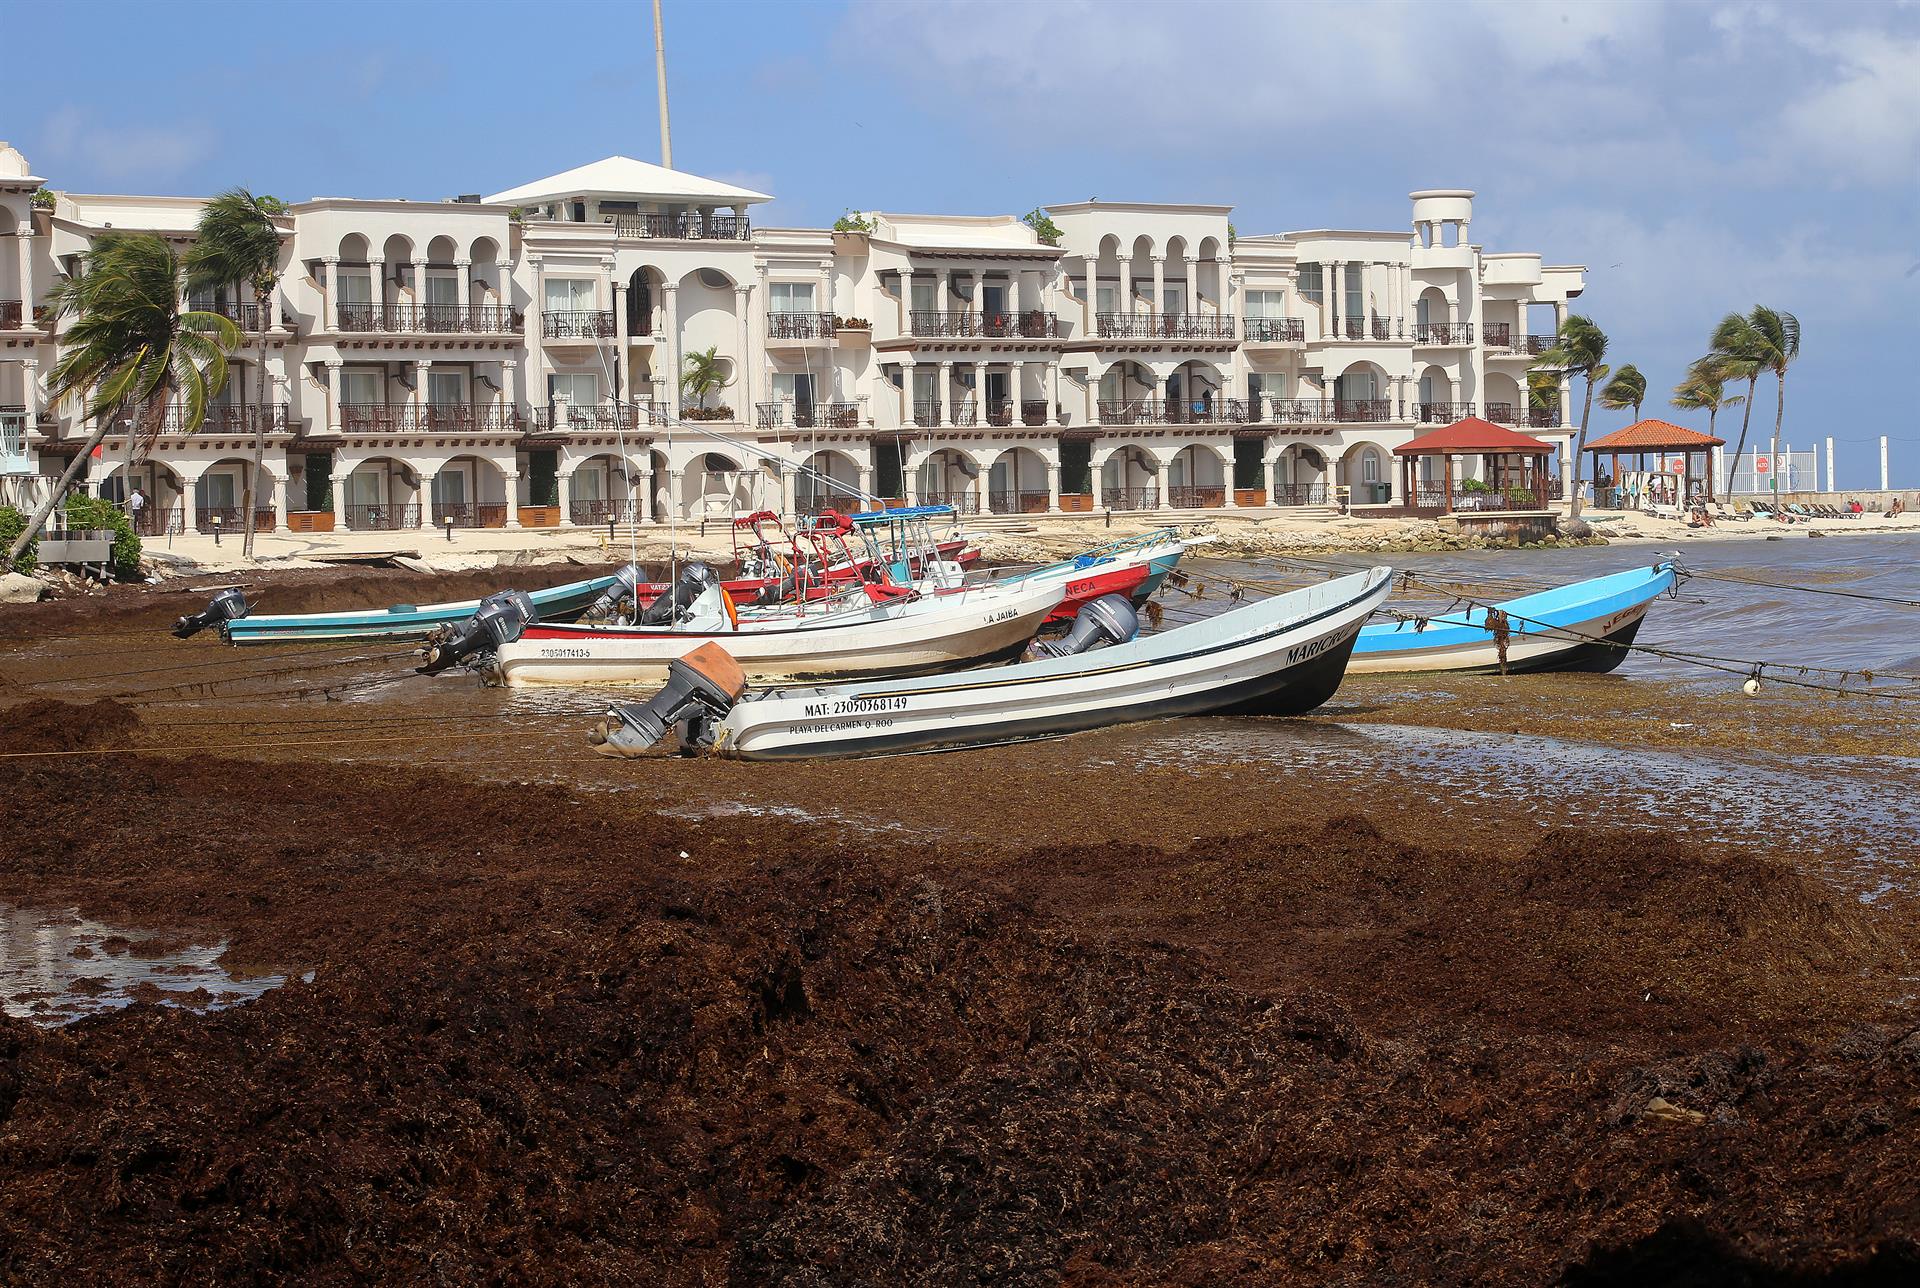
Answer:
top-left (1670, 358), bottom-right (1744, 440)
top-left (1745, 306), bottom-right (1800, 505)
top-left (6, 234), bottom-right (239, 566)
top-left (679, 346), bottom-right (732, 414)
top-left (1535, 314), bottom-right (1608, 518)
top-left (1708, 313), bottom-right (1765, 494)
top-left (1598, 364), bottom-right (1646, 422)
top-left (186, 189), bottom-right (287, 558)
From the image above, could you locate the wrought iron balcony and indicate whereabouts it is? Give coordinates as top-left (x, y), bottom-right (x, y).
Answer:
top-left (980, 311), bottom-right (1060, 338)
top-left (1096, 398), bottom-right (1232, 425)
top-left (1417, 401), bottom-right (1476, 423)
top-left (1521, 334), bottom-right (1559, 356)
top-left (986, 399), bottom-right (1051, 427)
top-left (200, 301), bottom-right (283, 331)
top-left (430, 502), bottom-right (510, 529)
top-left (156, 404), bottom-right (293, 435)
top-left (1270, 483), bottom-right (1330, 507)
top-left (1095, 313), bottom-right (1236, 340)
top-left (917, 490), bottom-right (979, 514)
top-left (1104, 487), bottom-right (1160, 511)
top-left (340, 403), bottom-right (523, 433)
top-left (1413, 322), bottom-right (1475, 345)
top-left (1167, 486), bottom-right (1227, 509)
top-left (1484, 323), bottom-right (1513, 348)
top-left (754, 401), bottom-right (859, 429)
top-left (1, 301), bottom-right (22, 328)
top-left (1334, 316), bottom-right (1399, 341)
top-left (335, 302), bottom-right (523, 334)
top-left (989, 489), bottom-right (1049, 515)
top-left (908, 311), bottom-right (978, 337)
top-left (528, 403), bottom-right (649, 433)
top-left (1243, 317), bottom-right (1305, 343)
top-left (344, 503), bottom-right (422, 531)
top-left (1333, 399), bottom-right (1396, 422)
top-left (911, 398), bottom-right (942, 427)
top-left (767, 311), bottom-right (836, 340)
top-left (1486, 401), bottom-right (1518, 424)
top-left (1527, 407), bottom-right (1560, 428)
top-left (541, 309), bottom-right (617, 340)
top-left (610, 213), bottom-right (751, 241)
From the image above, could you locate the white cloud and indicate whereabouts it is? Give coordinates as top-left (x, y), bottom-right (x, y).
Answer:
top-left (41, 106), bottom-right (212, 185)
top-left (1773, 29), bottom-right (1920, 185)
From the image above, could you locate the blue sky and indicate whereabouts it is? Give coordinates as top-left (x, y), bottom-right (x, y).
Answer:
top-left (10, 0), bottom-right (1918, 486)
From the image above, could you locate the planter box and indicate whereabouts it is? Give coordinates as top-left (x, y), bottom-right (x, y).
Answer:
top-left (1233, 488), bottom-right (1267, 507)
top-left (1058, 493), bottom-right (1094, 513)
top-left (287, 511), bottom-right (335, 533)
top-left (519, 505), bottom-right (561, 528)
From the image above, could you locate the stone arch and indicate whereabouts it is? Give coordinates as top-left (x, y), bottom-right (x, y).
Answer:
top-left (1167, 442), bottom-right (1227, 507)
top-left (1339, 440), bottom-right (1393, 505)
top-left (337, 232), bottom-right (370, 262)
top-left (1416, 363), bottom-right (1454, 420)
top-left (1483, 371), bottom-right (1524, 424)
top-left (1197, 234), bottom-right (1223, 262)
top-left (988, 446), bottom-right (1050, 515)
top-left (1335, 359), bottom-right (1390, 415)
top-left (796, 449), bottom-right (861, 514)
top-left (675, 269), bottom-right (741, 414)
top-left (337, 453), bottom-right (425, 530)
top-left (379, 234), bottom-right (414, 300)
top-left (1099, 443), bottom-right (1160, 511)
top-left (561, 450), bottom-right (646, 525)
top-left (99, 459), bottom-right (187, 535)
top-left (1167, 359), bottom-right (1226, 419)
top-left (1271, 443), bottom-right (1330, 506)
top-left (189, 456), bottom-right (277, 533)
top-left (914, 447), bottom-right (981, 513)
top-left (681, 449), bottom-right (761, 519)
top-left (425, 235), bottom-right (458, 265)
top-left (1415, 285), bottom-right (1450, 328)
top-left (627, 264), bottom-right (664, 336)
top-left (428, 452), bottom-right (509, 528)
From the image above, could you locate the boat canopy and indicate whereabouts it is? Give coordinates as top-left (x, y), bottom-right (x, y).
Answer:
top-left (849, 505), bottom-right (956, 526)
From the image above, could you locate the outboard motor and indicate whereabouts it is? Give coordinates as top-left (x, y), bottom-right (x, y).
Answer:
top-left (1028, 593), bottom-right (1140, 659)
top-left (585, 562), bottom-right (646, 622)
top-left (752, 570), bottom-right (797, 607)
top-left (173, 587), bottom-right (250, 639)
top-left (590, 642), bottom-right (747, 757)
top-left (638, 561), bottom-right (719, 626)
top-left (418, 589), bottom-right (537, 674)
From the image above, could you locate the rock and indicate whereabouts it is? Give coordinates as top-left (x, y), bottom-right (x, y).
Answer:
top-left (1561, 518), bottom-right (1593, 539)
top-left (0, 571), bottom-right (47, 604)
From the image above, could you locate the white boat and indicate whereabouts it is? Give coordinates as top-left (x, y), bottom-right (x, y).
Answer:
top-left (488, 575), bottom-right (1065, 688)
top-left (592, 567), bottom-right (1391, 759)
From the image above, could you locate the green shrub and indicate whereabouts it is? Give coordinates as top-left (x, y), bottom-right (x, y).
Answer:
top-left (1022, 208), bottom-right (1062, 247)
top-left (0, 504), bottom-right (38, 573)
top-left (832, 211), bottom-right (875, 234)
top-left (63, 494), bottom-right (141, 577)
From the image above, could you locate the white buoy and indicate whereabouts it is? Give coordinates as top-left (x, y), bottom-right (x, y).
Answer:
top-left (1742, 677), bottom-right (1761, 696)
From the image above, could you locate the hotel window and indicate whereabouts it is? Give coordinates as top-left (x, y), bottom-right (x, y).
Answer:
top-left (1244, 290), bottom-right (1285, 319)
top-left (1344, 264), bottom-right (1364, 320)
top-left (1096, 284), bottom-right (1118, 313)
top-left (341, 370), bottom-right (382, 405)
top-left (427, 370), bottom-right (466, 407)
top-left (769, 282), bottom-right (816, 314)
top-left (1297, 264), bottom-right (1323, 303)
top-left (548, 371), bottom-right (598, 409)
top-left (543, 278), bottom-right (597, 313)
top-left (424, 271), bottom-right (459, 308)
top-left (1362, 453), bottom-right (1380, 484)
top-left (772, 373), bottom-right (815, 405)
top-left (339, 271), bottom-right (373, 305)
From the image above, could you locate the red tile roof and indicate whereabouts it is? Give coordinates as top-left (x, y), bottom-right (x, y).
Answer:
top-left (1392, 416), bottom-right (1555, 456)
top-left (1582, 419), bottom-right (1726, 452)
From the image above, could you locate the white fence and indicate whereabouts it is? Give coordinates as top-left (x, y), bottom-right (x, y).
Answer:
top-left (1723, 449), bottom-right (1817, 496)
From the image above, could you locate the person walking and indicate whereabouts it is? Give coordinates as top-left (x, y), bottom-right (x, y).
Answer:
top-left (128, 486), bottom-right (146, 534)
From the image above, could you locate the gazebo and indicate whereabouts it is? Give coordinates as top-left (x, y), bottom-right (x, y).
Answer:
top-left (1393, 416), bottom-right (1555, 514)
top-left (1582, 419), bottom-right (1725, 505)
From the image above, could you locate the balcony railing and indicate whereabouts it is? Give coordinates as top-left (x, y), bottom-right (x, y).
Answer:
top-left (1167, 485), bottom-right (1226, 508)
top-left (1486, 402), bottom-right (1518, 424)
top-left (1271, 483), bottom-right (1330, 507)
top-left (195, 506), bottom-right (275, 534)
top-left (1484, 323), bottom-right (1513, 349)
top-left (611, 213), bottom-right (751, 241)
top-left (911, 398), bottom-right (942, 427)
top-left (916, 490), bottom-right (979, 514)
top-left (1097, 398), bottom-right (1235, 426)
top-left (199, 301), bottom-right (286, 331)
top-left (542, 309), bottom-right (617, 340)
top-left (1413, 322), bottom-right (1474, 345)
top-left (1095, 313), bottom-right (1236, 340)
top-left (335, 302), bottom-right (522, 333)
top-left (1, 301), bottom-right (23, 328)
top-left (754, 401), bottom-right (860, 429)
top-left (131, 506), bottom-right (186, 537)
top-left (982, 311), bottom-right (1060, 338)
top-left (908, 311), bottom-right (977, 337)
top-left (948, 401), bottom-right (979, 427)
top-left (1104, 486), bottom-right (1160, 511)
top-left (1233, 398), bottom-right (1398, 423)
top-left (570, 498), bottom-right (638, 526)
top-left (430, 502), bottom-right (510, 529)
top-left (989, 489), bottom-right (1050, 515)
top-left (767, 311), bottom-right (836, 340)
top-left (1411, 485), bottom-right (1548, 513)
top-left (157, 404), bottom-right (293, 435)
top-left (1333, 399), bottom-right (1396, 422)
top-left (1417, 401), bottom-right (1476, 423)
top-left (1243, 317), bottom-right (1306, 343)
top-left (340, 404), bottom-right (523, 433)
top-left (1521, 334), bottom-right (1558, 356)
top-left (343, 503), bottom-right (421, 531)
top-left (1334, 316), bottom-right (1400, 341)
top-left (528, 403), bottom-right (649, 433)
top-left (985, 399), bottom-right (1050, 427)
top-left (1528, 407), bottom-right (1560, 428)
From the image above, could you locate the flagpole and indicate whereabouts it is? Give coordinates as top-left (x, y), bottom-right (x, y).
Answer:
top-left (653, 0), bottom-right (672, 168)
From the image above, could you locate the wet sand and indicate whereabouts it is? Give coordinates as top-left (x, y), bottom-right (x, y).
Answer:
top-left (1, 563), bottom-right (1918, 1282)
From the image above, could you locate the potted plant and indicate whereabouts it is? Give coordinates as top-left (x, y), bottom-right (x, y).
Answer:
top-left (1058, 493), bottom-right (1094, 513)
top-left (1021, 208), bottom-right (1062, 247)
top-left (680, 347), bottom-right (735, 422)
top-left (832, 211), bottom-right (875, 254)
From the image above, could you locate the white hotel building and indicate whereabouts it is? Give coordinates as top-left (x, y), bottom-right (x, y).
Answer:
top-left (1, 141), bottom-right (1584, 535)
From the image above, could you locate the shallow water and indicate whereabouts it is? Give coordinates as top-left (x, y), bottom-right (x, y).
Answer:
top-left (0, 904), bottom-right (293, 1027)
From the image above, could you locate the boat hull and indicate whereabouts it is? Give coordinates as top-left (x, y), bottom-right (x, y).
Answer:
top-left (221, 574), bottom-right (620, 645)
top-left (495, 582), bottom-right (1063, 688)
top-left (1348, 562), bottom-right (1674, 675)
top-left (710, 568), bottom-right (1391, 760)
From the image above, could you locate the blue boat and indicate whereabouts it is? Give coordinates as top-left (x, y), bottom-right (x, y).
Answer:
top-left (217, 572), bottom-right (622, 645)
top-left (1347, 560), bottom-right (1678, 674)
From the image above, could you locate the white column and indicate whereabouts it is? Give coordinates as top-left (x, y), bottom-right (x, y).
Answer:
top-left (558, 470), bottom-right (574, 526)
top-left (503, 470), bottom-right (521, 528)
top-left (366, 257), bottom-right (385, 321)
top-left (409, 258), bottom-right (427, 311)
top-left (1826, 436), bottom-right (1835, 493)
top-left (413, 361), bottom-right (432, 428)
top-left (1083, 256), bottom-right (1096, 332)
top-left (899, 362), bottom-right (914, 427)
top-left (1118, 257), bottom-right (1132, 315)
top-left (1047, 460), bottom-right (1061, 513)
top-left (1182, 256), bottom-right (1198, 317)
top-left (735, 285), bottom-right (754, 421)
top-left (325, 359), bottom-right (343, 433)
top-left (898, 270), bottom-right (912, 331)
top-left (819, 259), bottom-right (835, 323)
top-left (941, 268), bottom-right (954, 320)
top-left (323, 257), bottom-right (340, 328)
top-left (1881, 436), bottom-right (1890, 491)
top-left (455, 258), bottom-right (471, 313)
top-left (1216, 258), bottom-right (1233, 323)
top-left (1151, 256), bottom-right (1166, 317)
top-left (331, 473), bottom-right (349, 526)
top-left (1091, 451), bottom-right (1105, 509)
top-left (612, 280), bottom-right (632, 406)
top-left (938, 360), bottom-right (953, 426)
top-left (15, 222), bottom-right (32, 320)
top-left (495, 260), bottom-right (515, 321)
top-left (1045, 363), bottom-right (1060, 427)
top-left (661, 284), bottom-right (680, 415)
top-left (271, 471), bottom-right (290, 528)
top-left (20, 357), bottom-right (40, 423)
top-left (974, 359), bottom-right (987, 424)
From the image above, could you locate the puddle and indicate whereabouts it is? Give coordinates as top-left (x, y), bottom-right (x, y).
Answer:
top-left (0, 904), bottom-right (297, 1027)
